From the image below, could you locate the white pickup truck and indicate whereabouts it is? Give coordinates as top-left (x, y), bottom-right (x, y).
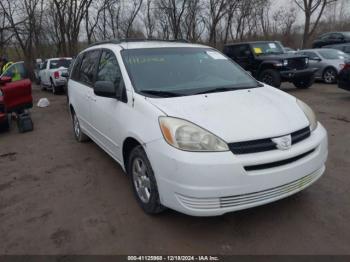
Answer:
top-left (39, 58), bottom-right (72, 94)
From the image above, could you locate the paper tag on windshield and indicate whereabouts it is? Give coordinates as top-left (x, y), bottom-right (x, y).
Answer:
top-left (269, 43), bottom-right (277, 48)
top-left (206, 51), bottom-right (227, 60)
top-left (253, 48), bottom-right (262, 54)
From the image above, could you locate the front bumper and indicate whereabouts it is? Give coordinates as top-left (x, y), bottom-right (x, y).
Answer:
top-left (281, 68), bottom-right (318, 81)
top-left (145, 124), bottom-right (328, 216)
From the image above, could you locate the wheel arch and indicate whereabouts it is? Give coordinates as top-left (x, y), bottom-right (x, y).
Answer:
top-left (322, 66), bottom-right (338, 76)
top-left (258, 62), bottom-right (278, 75)
top-left (122, 137), bottom-right (144, 173)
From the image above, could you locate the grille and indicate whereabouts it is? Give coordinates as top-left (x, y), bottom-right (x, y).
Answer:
top-left (176, 167), bottom-right (323, 211)
top-left (244, 149), bottom-right (315, 171)
top-left (228, 127), bottom-right (311, 155)
top-left (220, 168), bottom-right (321, 208)
top-left (287, 57), bottom-right (307, 70)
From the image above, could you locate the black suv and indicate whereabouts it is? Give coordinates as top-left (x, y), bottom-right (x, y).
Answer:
top-left (223, 41), bottom-right (317, 88)
top-left (312, 32), bottom-right (350, 48)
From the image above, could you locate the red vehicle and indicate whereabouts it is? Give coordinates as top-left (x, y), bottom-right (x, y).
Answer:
top-left (0, 62), bottom-right (33, 130)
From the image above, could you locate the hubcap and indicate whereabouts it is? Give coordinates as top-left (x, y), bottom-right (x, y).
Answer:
top-left (132, 157), bottom-right (151, 203)
top-left (324, 70), bottom-right (336, 83)
top-left (73, 115), bottom-right (80, 137)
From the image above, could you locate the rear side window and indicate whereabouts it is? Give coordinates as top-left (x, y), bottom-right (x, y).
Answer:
top-left (71, 55), bottom-right (83, 81)
top-left (79, 50), bottom-right (101, 86)
top-left (96, 50), bottom-right (122, 87)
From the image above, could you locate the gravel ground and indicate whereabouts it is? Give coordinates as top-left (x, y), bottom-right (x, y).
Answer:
top-left (0, 83), bottom-right (349, 255)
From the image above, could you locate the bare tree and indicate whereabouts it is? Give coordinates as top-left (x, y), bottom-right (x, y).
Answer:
top-left (0, 0), bottom-right (45, 76)
top-left (121, 0), bottom-right (143, 38)
top-left (180, 0), bottom-right (205, 42)
top-left (52, 0), bottom-right (93, 56)
top-left (156, 0), bottom-right (188, 39)
top-left (142, 0), bottom-right (156, 38)
top-left (294, 0), bottom-right (337, 48)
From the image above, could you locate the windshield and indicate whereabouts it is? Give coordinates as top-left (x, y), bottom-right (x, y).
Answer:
top-left (318, 49), bottom-right (349, 60)
top-left (50, 59), bottom-right (71, 69)
top-left (121, 48), bottom-right (258, 97)
top-left (251, 42), bottom-right (285, 55)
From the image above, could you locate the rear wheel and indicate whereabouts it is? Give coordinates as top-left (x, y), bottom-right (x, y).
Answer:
top-left (128, 145), bottom-right (165, 214)
top-left (0, 114), bottom-right (11, 131)
top-left (293, 75), bottom-right (314, 89)
top-left (323, 68), bottom-right (337, 84)
top-left (51, 79), bottom-right (58, 95)
top-left (40, 79), bottom-right (46, 91)
top-left (72, 111), bottom-right (89, 142)
top-left (259, 69), bottom-right (281, 88)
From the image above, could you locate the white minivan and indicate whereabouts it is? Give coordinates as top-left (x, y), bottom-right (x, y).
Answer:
top-left (68, 40), bottom-right (328, 217)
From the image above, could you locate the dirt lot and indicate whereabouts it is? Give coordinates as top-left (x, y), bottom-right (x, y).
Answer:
top-left (0, 83), bottom-right (350, 255)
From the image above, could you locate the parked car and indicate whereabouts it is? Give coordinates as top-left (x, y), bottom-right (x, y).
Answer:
top-left (323, 43), bottom-right (350, 55)
top-left (223, 41), bottom-right (316, 88)
top-left (0, 62), bottom-right (32, 130)
top-left (296, 49), bottom-right (350, 84)
top-left (338, 60), bottom-right (350, 91)
top-left (39, 57), bottom-right (72, 94)
top-left (67, 39), bottom-right (328, 217)
top-left (312, 32), bottom-right (350, 48)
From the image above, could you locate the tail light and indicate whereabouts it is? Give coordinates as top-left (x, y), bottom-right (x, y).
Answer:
top-left (344, 63), bottom-right (350, 70)
top-left (54, 71), bottom-right (60, 79)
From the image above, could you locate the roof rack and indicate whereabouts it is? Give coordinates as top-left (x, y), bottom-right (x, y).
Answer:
top-left (88, 38), bottom-right (190, 47)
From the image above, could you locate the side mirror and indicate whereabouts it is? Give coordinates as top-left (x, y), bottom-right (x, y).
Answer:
top-left (0, 76), bottom-right (12, 84)
top-left (94, 80), bottom-right (124, 99)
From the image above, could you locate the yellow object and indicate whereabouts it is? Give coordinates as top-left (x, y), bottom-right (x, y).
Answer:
top-left (253, 48), bottom-right (262, 54)
top-left (1, 61), bottom-right (13, 73)
top-left (12, 66), bottom-right (21, 81)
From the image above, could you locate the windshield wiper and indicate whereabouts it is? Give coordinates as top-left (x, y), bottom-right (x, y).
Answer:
top-left (140, 89), bottom-right (184, 98)
top-left (193, 86), bottom-right (256, 95)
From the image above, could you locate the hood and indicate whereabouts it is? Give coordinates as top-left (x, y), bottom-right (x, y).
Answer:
top-left (148, 86), bottom-right (310, 143)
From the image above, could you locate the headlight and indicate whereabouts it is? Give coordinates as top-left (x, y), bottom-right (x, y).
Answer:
top-left (159, 117), bottom-right (229, 152)
top-left (297, 99), bottom-right (318, 131)
top-left (283, 59), bottom-right (288, 66)
top-left (0, 89), bottom-right (2, 96)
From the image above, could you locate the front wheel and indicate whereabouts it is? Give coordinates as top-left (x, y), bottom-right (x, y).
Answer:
top-left (323, 68), bottom-right (337, 84)
top-left (128, 146), bottom-right (165, 214)
top-left (293, 76), bottom-right (314, 89)
top-left (259, 69), bottom-right (281, 88)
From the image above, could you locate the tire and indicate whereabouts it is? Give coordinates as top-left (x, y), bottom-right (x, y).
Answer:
top-left (40, 79), bottom-right (46, 91)
top-left (323, 67), bottom-right (337, 84)
top-left (72, 111), bottom-right (89, 142)
top-left (293, 75), bottom-right (315, 89)
top-left (0, 114), bottom-right (11, 131)
top-left (51, 79), bottom-right (58, 95)
top-left (128, 145), bottom-right (165, 214)
top-left (259, 69), bottom-right (281, 88)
